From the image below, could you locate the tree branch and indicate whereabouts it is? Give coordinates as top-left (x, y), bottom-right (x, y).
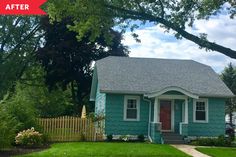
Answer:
top-left (157, 0), bottom-right (164, 18)
top-left (0, 17), bottom-right (22, 55)
top-left (106, 4), bottom-right (236, 58)
top-left (4, 23), bottom-right (41, 61)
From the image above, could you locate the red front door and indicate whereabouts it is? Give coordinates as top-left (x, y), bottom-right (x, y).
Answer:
top-left (160, 100), bottom-right (172, 131)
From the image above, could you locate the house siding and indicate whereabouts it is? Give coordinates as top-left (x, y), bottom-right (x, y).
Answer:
top-left (99, 92), bottom-right (225, 141)
top-left (105, 94), bottom-right (150, 135)
top-left (188, 98), bottom-right (226, 137)
top-left (95, 83), bottom-right (106, 115)
top-left (164, 91), bottom-right (184, 95)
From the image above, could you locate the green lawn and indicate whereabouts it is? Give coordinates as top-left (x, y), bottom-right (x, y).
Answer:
top-left (196, 147), bottom-right (236, 157)
top-left (17, 142), bottom-right (190, 157)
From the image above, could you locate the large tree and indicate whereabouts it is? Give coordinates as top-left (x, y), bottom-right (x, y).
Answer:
top-left (0, 16), bottom-right (43, 99)
top-left (3, 65), bottom-right (73, 119)
top-left (47, 0), bottom-right (236, 58)
top-left (37, 17), bottom-right (129, 114)
top-left (221, 63), bottom-right (236, 125)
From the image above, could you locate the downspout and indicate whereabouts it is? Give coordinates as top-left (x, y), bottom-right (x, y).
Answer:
top-left (143, 96), bottom-right (152, 142)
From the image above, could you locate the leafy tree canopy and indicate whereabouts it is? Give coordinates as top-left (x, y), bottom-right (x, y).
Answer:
top-left (47, 0), bottom-right (236, 58)
top-left (222, 63), bottom-right (236, 94)
top-left (221, 63), bottom-right (236, 124)
top-left (0, 16), bottom-right (43, 98)
top-left (37, 17), bottom-right (129, 114)
top-left (1, 65), bottom-right (73, 119)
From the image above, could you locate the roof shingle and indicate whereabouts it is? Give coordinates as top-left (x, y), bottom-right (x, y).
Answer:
top-left (95, 56), bottom-right (234, 97)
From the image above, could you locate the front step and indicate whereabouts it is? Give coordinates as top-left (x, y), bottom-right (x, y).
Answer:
top-left (162, 132), bottom-right (185, 144)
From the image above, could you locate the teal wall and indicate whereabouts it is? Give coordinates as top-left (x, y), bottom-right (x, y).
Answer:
top-left (174, 100), bottom-right (183, 133)
top-left (188, 98), bottom-right (226, 137)
top-left (164, 91), bottom-right (184, 95)
top-left (99, 91), bottom-right (226, 139)
top-left (150, 123), bottom-right (162, 143)
top-left (151, 99), bottom-right (154, 122)
top-left (95, 83), bottom-right (106, 115)
top-left (181, 123), bottom-right (188, 136)
top-left (105, 94), bottom-right (150, 135)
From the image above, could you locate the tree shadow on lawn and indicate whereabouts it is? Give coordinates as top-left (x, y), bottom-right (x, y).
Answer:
top-left (0, 145), bottom-right (50, 157)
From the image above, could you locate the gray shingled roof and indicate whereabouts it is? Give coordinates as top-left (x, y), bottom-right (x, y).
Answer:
top-left (95, 56), bottom-right (234, 98)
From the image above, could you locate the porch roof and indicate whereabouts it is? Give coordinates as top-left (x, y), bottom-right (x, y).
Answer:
top-left (93, 56), bottom-right (234, 98)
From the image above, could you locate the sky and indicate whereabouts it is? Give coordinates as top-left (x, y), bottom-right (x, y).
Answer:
top-left (122, 12), bottom-right (236, 73)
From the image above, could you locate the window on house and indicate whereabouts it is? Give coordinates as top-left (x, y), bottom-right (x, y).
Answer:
top-left (124, 96), bottom-right (140, 121)
top-left (194, 99), bottom-right (208, 122)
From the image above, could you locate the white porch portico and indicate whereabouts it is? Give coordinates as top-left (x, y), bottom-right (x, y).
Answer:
top-left (145, 87), bottom-right (199, 137)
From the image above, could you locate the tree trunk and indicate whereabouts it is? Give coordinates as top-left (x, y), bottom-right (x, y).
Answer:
top-left (230, 99), bottom-right (233, 125)
top-left (71, 81), bottom-right (76, 103)
top-left (76, 84), bottom-right (83, 116)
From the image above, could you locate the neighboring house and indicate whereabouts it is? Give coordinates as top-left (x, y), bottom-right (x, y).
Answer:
top-left (90, 56), bottom-right (234, 143)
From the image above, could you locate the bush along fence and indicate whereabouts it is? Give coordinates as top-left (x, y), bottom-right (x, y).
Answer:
top-left (37, 116), bottom-right (104, 142)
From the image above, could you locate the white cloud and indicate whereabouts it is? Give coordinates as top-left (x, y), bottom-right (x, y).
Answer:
top-left (122, 14), bottom-right (236, 73)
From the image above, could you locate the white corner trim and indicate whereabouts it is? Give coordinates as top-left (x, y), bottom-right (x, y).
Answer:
top-left (171, 100), bottom-right (175, 132)
top-left (184, 98), bottom-right (189, 124)
top-left (154, 97), bottom-right (158, 123)
top-left (89, 67), bottom-right (98, 101)
top-left (179, 122), bottom-right (188, 135)
top-left (182, 102), bottom-right (185, 122)
top-left (145, 86), bottom-right (199, 99)
top-left (89, 98), bottom-right (95, 101)
top-left (143, 96), bottom-right (152, 141)
top-left (123, 95), bottom-right (140, 121)
top-left (193, 98), bottom-right (209, 123)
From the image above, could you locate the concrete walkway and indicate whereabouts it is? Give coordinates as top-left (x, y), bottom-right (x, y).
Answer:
top-left (172, 145), bottom-right (210, 157)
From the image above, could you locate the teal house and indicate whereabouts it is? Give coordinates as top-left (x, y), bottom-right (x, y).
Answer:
top-left (90, 56), bottom-right (234, 144)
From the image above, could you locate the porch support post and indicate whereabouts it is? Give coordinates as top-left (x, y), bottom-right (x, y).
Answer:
top-left (151, 97), bottom-right (162, 143)
top-left (154, 97), bottom-right (159, 123)
top-left (184, 98), bottom-right (188, 123)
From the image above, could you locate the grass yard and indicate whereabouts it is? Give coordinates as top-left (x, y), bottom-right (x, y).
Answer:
top-left (16, 142), bottom-right (190, 157)
top-left (196, 147), bottom-right (236, 157)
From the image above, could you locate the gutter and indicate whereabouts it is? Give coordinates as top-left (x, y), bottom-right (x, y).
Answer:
top-left (143, 96), bottom-right (152, 142)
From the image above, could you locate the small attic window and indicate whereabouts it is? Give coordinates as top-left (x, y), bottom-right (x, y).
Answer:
top-left (124, 96), bottom-right (140, 121)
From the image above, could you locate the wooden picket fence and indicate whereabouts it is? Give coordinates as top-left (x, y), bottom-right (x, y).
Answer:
top-left (38, 116), bottom-right (104, 142)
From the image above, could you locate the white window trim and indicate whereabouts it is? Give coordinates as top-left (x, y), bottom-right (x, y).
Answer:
top-left (193, 98), bottom-right (208, 123)
top-left (123, 95), bottom-right (140, 121)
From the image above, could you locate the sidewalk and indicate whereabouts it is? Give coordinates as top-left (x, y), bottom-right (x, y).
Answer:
top-left (172, 145), bottom-right (210, 157)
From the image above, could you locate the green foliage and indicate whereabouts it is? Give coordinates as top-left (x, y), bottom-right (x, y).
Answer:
top-left (0, 16), bottom-right (42, 147)
top-left (15, 128), bottom-right (46, 148)
top-left (80, 132), bottom-right (86, 142)
top-left (37, 17), bottom-right (128, 114)
top-left (0, 106), bottom-right (19, 149)
top-left (88, 112), bottom-right (105, 122)
top-left (221, 63), bottom-right (236, 124)
top-left (119, 135), bottom-right (130, 142)
top-left (106, 134), bottom-right (113, 141)
top-left (0, 16), bottom-right (42, 99)
top-left (0, 65), bottom-right (73, 149)
top-left (221, 63), bottom-right (236, 94)
top-left (191, 135), bottom-right (232, 147)
top-left (3, 85), bottom-right (38, 131)
top-left (137, 134), bottom-right (145, 142)
top-left (3, 66), bottom-right (73, 119)
top-left (47, 0), bottom-right (236, 58)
